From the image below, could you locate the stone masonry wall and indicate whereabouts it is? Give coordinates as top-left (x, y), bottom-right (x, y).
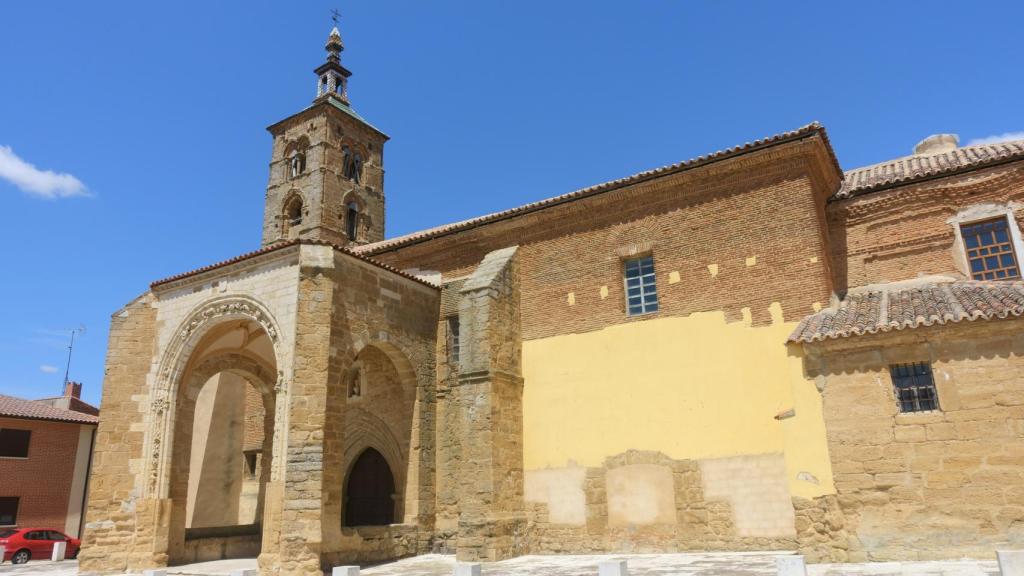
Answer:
top-left (450, 247), bottom-right (528, 562)
top-left (805, 320), bottom-right (1024, 561)
top-left (524, 450), bottom-right (848, 562)
top-left (263, 104), bottom-right (387, 247)
top-left (79, 292), bottom-right (159, 575)
top-left (319, 249), bottom-right (439, 568)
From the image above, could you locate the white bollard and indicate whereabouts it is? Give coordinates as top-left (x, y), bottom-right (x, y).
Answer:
top-left (998, 550), bottom-right (1024, 576)
top-left (453, 563), bottom-right (481, 576)
top-left (230, 570), bottom-right (258, 576)
top-left (51, 541), bottom-right (68, 562)
top-left (333, 567), bottom-right (360, 576)
top-left (598, 559), bottom-right (628, 576)
top-left (776, 555), bottom-right (807, 576)
top-left (143, 570), bottom-right (167, 576)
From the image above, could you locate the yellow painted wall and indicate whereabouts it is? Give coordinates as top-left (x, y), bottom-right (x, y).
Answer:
top-left (522, 305), bottom-right (834, 499)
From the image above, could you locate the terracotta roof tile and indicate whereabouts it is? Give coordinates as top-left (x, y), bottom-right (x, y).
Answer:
top-left (835, 140), bottom-right (1024, 200)
top-left (788, 279), bottom-right (1024, 343)
top-left (357, 122), bottom-right (838, 255)
top-left (0, 394), bottom-right (99, 424)
top-left (150, 239), bottom-right (439, 289)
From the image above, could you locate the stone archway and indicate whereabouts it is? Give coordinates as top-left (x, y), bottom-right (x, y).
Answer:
top-left (146, 299), bottom-right (284, 566)
top-left (343, 448), bottom-right (396, 527)
top-left (167, 351), bottom-right (277, 564)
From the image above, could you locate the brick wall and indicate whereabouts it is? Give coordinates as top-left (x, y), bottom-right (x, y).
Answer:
top-left (827, 163), bottom-right (1024, 289)
top-left (242, 384), bottom-right (264, 453)
top-left (371, 137), bottom-right (839, 338)
top-left (0, 416), bottom-right (86, 530)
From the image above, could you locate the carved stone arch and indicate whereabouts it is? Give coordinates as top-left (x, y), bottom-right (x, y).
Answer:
top-left (281, 190), bottom-right (305, 234)
top-left (342, 192), bottom-right (366, 241)
top-left (283, 135), bottom-right (311, 157)
top-left (146, 295), bottom-right (285, 498)
top-left (341, 191), bottom-right (365, 211)
top-left (181, 352), bottom-right (277, 400)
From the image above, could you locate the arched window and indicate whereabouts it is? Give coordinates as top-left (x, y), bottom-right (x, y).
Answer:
top-left (351, 154), bottom-right (362, 184)
top-left (342, 145), bottom-right (353, 179)
top-left (341, 146), bottom-right (362, 183)
top-left (344, 448), bottom-right (395, 527)
top-left (283, 196), bottom-right (303, 234)
top-left (334, 76), bottom-right (344, 95)
top-left (346, 202), bottom-right (360, 241)
top-left (289, 150), bottom-right (306, 178)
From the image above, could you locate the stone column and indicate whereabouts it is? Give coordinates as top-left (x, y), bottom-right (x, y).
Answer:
top-left (271, 244), bottom-right (339, 576)
top-left (453, 247), bottom-right (527, 561)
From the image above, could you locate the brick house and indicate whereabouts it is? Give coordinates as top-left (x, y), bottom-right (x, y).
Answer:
top-left (0, 383), bottom-right (98, 537)
top-left (79, 26), bottom-right (1024, 575)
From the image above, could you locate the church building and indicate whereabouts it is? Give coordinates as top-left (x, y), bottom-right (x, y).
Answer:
top-left (79, 27), bottom-right (1024, 576)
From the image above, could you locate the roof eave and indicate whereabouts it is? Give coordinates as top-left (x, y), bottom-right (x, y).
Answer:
top-left (833, 149), bottom-right (1024, 202)
top-left (362, 122), bottom-right (840, 256)
top-left (149, 239), bottom-right (438, 291)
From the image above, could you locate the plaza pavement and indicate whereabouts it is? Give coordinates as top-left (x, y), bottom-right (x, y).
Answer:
top-left (0, 553), bottom-right (1001, 576)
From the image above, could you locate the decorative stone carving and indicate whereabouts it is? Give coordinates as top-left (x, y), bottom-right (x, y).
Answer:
top-left (178, 300), bottom-right (279, 343)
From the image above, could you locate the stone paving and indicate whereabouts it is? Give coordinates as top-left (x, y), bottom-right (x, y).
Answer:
top-left (0, 554), bottom-right (1002, 576)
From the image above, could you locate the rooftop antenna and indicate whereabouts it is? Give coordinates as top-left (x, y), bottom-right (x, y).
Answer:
top-left (62, 325), bottom-right (86, 393)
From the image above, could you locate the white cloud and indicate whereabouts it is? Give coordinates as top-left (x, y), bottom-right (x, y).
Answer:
top-left (39, 364), bottom-right (59, 374)
top-left (0, 145), bottom-right (89, 199)
top-left (967, 131), bottom-right (1024, 146)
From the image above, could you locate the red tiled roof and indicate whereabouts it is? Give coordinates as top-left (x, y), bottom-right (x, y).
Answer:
top-left (356, 122), bottom-right (840, 255)
top-left (0, 394), bottom-right (99, 424)
top-left (788, 279), bottom-right (1024, 343)
top-left (835, 140), bottom-right (1024, 200)
top-left (150, 239), bottom-right (439, 289)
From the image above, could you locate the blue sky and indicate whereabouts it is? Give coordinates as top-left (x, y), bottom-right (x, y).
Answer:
top-left (1, 2), bottom-right (1022, 406)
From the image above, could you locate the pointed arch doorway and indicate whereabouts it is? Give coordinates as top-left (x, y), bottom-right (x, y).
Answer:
top-left (343, 447), bottom-right (396, 527)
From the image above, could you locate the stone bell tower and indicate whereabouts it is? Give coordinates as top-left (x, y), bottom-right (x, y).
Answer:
top-left (262, 26), bottom-right (388, 247)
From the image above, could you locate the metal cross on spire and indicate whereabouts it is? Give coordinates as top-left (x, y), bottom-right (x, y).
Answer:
top-left (331, 9), bottom-right (341, 27)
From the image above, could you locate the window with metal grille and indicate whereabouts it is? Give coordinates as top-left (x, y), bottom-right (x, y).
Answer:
top-left (447, 316), bottom-right (460, 365)
top-left (0, 497), bottom-right (17, 526)
top-left (624, 256), bottom-right (659, 316)
top-left (890, 363), bottom-right (939, 413)
top-left (961, 218), bottom-right (1020, 280)
top-left (0, 428), bottom-right (30, 458)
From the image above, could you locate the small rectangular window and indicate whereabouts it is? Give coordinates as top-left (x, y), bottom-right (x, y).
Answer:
top-left (890, 363), bottom-right (939, 413)
top-left (0, 428), bottom-right (31, 458)
top-left (961, 217), bottom-right (1020, 280)
top-left (243, 450), bottom-right (260, 479)
top-left (0, 497), bottom-right (17, 526)
top-left (624, 256), bottom-right (659, 316)
top-left (447, 316), bottom-right (460, 366)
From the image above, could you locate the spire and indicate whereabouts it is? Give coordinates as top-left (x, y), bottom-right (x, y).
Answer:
top-left (315, 25), bottom-right (352, 103)
top-left (326, 26), bottom-right (344, 59)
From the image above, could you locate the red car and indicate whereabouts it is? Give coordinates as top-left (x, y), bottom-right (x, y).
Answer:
top-left (0, 528), bottom-right (80, 564)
